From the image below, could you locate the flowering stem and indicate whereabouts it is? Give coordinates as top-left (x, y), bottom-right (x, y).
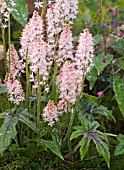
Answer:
top-left (49, 64), bottom-right (58, 104)
top-left (8, 16), bottom-right (11, 72)
top-left (36, 70), bottom-right (41, 128)
top-left (41, 0), bottom-right (47, 19)
top-left (63, 72), bottom-right (85, 149)
top-left (26, 48), bottom-right (29, 109)
top-left (2, 28), bottom-right (7, 72)
top-left (63, 108), bottom-right (76, 149)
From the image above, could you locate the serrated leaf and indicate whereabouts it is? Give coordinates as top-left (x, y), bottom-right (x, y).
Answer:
top-left (19, 114), bottom-right (37, 133)
top-left (41, 140), bottom-right (64, 160)
top-left (93, 138), bottom-right (110, 168)
top-left (79, 134), bottom-right (91, 160)
top-left (92, 106), bottom-right (114, 120)
top-left (113, 76), bottom-right (124, 117)
top-left (6, 0), bottom-right (28, 26)
top-left (0, 84), bottom-right (7, 94)
top-left (94, 54), bottom-right (113, 75)
top-left (114, 134), bottom-right (124, 156)
top-left (0, 115), bottom-right (18, 153)
top-left (0, 108), bottom-right (15, 118)
top-left (70, 130), bottom-right (82, 140)
top-left (71, 121), bottom-right (110, 168)
top-left (86, 67), bottom-right (98, 90)
top-left (83, 93), bottom-right (98, 103)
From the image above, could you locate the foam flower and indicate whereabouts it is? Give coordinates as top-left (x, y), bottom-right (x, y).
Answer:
top-left (20, 11), bottom-right (44, 61)
top-left (75, 29), bottom-right (94, 74)
top-left (56, 24), bottom-right (73, 65)
top-left (56, 61), bottom-right (82, 106)
top-left (43, 100), bottom-right (60, 126)
top-left (7, 44), bottom-right (24, 77)
top-left (5, 73), bottom-right (25, 105)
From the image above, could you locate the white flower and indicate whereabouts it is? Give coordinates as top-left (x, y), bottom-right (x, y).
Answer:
top-left (34, 1), bottom-right (43, 9)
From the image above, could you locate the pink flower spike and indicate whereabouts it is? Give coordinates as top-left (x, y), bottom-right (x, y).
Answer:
top-left (97, 91), bottom-right (104, 97)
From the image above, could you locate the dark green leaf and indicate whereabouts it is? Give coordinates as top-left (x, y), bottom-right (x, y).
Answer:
top-left (70, 130), bottom-right (82, 140)
top-left (79, 134), bottom-right (91, 160)
top-left (92, 106), bottom-right (114, 120)
top-left (114, 134), bottom-right (124, 156)
top-left (86, 67), bottom-right (98, 90)
top-left (71, 121), bottom-right (110, 168)
top-left (6, 0), bottom-right (28, 26)
top-left (19, 114), bottom-right (37, 133)
top-left (94, 54), bottom-right (113, 75)
top-left (113, 76), bottom-right (124, 117)
top-left (93, 138), bottom-right (110, 168)
top-left (41, 140), bottom-right (64, 160)
top-left (0, 108), bottom-right (15, 119)
top-left (0, 84), bottom-right (7, 94)
top-left (0, 115), bottom-right (19, 153)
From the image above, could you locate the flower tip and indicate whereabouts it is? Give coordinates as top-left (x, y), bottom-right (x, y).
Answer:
top-left (97, 91), bottom-right (104, 97)
top-left (102, 57), bottom-right (107, 63)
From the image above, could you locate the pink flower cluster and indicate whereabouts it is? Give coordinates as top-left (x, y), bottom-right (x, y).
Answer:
top-left (75, 29), bottom-right (94, 74)
top-left (46, 0), bottom-right (78, 60)
top-left (20, 11), bottom-right (48, 87)
top-left (7, 44), bottom-right (24, 77)
top-left (57, 24), bottom-right (74, 65)
top-left (56, 61), bottom-right (82, 106)
top-left (20, 11), bottom-right (44, 61)
top-left (5, 73), bottom-right (25, 105)
top-left (43, 100), bottom-right (60, 126)
top-left (0, 0), bottom-right (15, 28)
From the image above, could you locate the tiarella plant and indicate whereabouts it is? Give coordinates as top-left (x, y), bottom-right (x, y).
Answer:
top-left (0, 0), bottom-right (124, 169)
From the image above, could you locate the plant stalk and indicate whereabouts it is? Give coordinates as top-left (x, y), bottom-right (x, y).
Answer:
top-left (2, 28), bottom-right (7, 72)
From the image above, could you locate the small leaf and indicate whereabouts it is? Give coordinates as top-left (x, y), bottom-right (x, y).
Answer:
top-left (79, 134), bottom-right (91, 160)
top-left (86, 67), bottom-right (98, 90)
top-left (41, 140), bottom-right (64, 160)
top-left (70, 131), bottom-right (82, 140)
top-left (93, 138), bottom-right (110, 168)
top-left (19, 114), bottom-right (37, 133)
top-left (94, 54), bottom-right (113, 75)
top-left (0, 108), bottom-right (15, 119)
top-left (114, 134), bottom-right (124, 156)
top-left (0, 84), bottom-right (7, 94)
top-left (113, 76), bottom-right (124, 117)
top-left (92, 106), bottom-right (114, 120)
top-left (6, 0), bottom-right (28, 26)
top-left (0, 115), bottom-right (18, 153)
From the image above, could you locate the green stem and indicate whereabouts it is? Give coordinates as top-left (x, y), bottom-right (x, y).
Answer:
top-left (36, 70), bottom-right (41, 128)
top-left (2, 28), bottom-right (7, 72)
top-left (41, 0), bottom-right (47, 19)
top-left (26, 48), bottom-right (29, 109)
top-left (63, 108), bottom-right (76, 147)
top-left (50, 64), bottom-right (58, 103)
top-left (105, 133), bottom-right (117, 137)
top-left (63, 71), bottom-right (85, 148)
top-left (8, 16), bottom-right (11, 72)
